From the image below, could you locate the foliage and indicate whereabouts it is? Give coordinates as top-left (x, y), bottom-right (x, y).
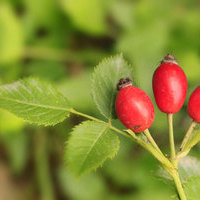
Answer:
top-left (0, 55), bottom-right (132, 177)
top-left (0, 0), bottom-right (200, 199)
top-left (65, 121), bottom-right (119, 176)
top-left (92, 54), bottom-right (134, 119)
top-left (0, 78), bottom-right (71, 125)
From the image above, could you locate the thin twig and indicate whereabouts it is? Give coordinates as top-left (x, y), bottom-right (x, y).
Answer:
top-left (179, 120), bottom-right (197, 151)
top-left (168, 114), bottom-right (176, 163)
top-left (143, 129), bottom-right (163, 155)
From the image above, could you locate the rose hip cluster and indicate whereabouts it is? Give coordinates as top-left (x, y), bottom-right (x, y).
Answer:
top-left (115, 54), bottom-right (200, 132)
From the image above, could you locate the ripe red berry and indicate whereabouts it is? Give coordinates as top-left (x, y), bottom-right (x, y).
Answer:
top-left (153, 54), bottom-right (187, 114)
top-left (188, 86), bottom-right (200, 123)
top-left (115, 78), bottom-right (155, 133)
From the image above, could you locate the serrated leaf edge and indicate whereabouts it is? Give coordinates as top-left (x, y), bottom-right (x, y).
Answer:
top-left (0, 77), bottom-right (71, 126)
top-left (91, 54), bottom-right (135, 120)
top-left (64, 120), bottom-right (120, 177)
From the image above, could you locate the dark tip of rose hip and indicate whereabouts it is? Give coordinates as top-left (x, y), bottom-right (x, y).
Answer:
top-left (161, 54), bottom-right (178, 65)
top-left (117, 78), bottom-right (132, 91)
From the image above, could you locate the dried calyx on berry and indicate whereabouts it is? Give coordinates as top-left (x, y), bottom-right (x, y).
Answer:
top-left (115, 77), bottom-right (155, 132)
top-left (117, 78), bottom-right (132, 91)
top-left (161, 54), bottom-right (178, 65)
top-left (153, 53), bottom-right (187, 114)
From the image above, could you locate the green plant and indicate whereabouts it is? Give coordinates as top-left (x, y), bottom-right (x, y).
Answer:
top-left (0, 54), bottom-right (199, 200)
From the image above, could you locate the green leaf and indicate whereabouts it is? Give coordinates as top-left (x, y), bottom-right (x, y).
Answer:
top-left (92, 54), bottom-right (134, 120)
top-left (65, 121), bottom-right (120, 176)
top-left (0, 78), bottom-right (71, 126)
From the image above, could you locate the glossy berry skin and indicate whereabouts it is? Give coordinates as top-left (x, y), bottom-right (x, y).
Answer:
top-left (153, 62), bottom-right (187, 114)
top-left (188, 86), bottom-right (200, 123)
top-left (115, 86), bottom-right (155, 133)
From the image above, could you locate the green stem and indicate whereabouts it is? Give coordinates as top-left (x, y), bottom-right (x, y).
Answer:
top-left (179, 121), bottom-right (197, 151)
top-left (70, 109), bottom-right (106, 124)
top-left (126, 129), bottom-right (174, 170)
top-left (172, 171), bottom-right (187, 200)
top-left (70, 109), bottom-right (131, 138)
top-left (70, 109), bottom-right (186, 200)
top-left (143, 129), bottom-right (163, 155)
top-left (168, 114), bottom-right (176, 163)
top-left (70, 109), bottom-right (187, 199)
top-left (70, 109), bottom-right (172, 169)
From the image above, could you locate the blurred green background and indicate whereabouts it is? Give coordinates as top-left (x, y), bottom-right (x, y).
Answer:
top-left (0, 0), bottom-right (200, 199)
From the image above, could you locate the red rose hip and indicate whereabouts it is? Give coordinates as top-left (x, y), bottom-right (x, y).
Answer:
top-left (188, 86), bottom-right (200, 123)
top-left (115, 78), bottom-right (155, 133)
top-left (153, 54), bottom-right (187, 113)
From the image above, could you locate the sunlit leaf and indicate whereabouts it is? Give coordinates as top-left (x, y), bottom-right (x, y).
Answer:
top-left (0, 78), bottom-right (71, 125)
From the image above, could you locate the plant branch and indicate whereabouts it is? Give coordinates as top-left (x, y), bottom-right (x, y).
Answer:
top-left (70, 109), bottom-right (131, 138)
top-left (70, 109), bottom-right (106, 124)
top-left (126, 129), bottom-right (174, 171)
top-left (168, 114), bottom-right (176, 163)
top-left (171, 171), bottom-right (187, 200)
top-left (179, 120), bottom-right (197, 151)
top-left (70, 109), bottom-right (172, 169)
top-left (143, 129), bottom-right (163, 155)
